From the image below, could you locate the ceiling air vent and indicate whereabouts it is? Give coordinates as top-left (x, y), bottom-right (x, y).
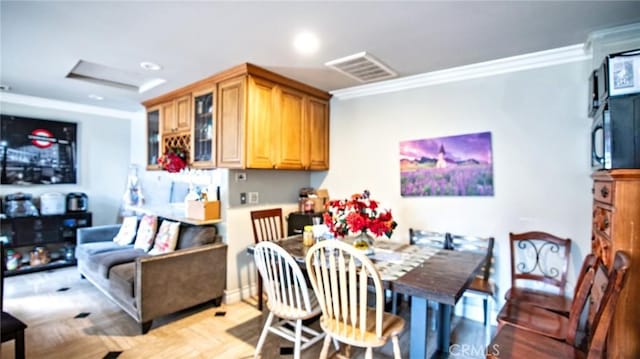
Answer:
top-left (66, 60), bottom-right (165, 93)
top-left (325, 52), bottom-right (397, 83)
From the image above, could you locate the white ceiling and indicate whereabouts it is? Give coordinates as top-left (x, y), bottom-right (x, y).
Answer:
top-left (1, 1), bottom-right (640, 112)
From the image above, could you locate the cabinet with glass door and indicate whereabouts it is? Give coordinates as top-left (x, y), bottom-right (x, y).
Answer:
top-left (146, 106), bottom-right (161, 169)
top-left (191, 87), bottom-right (216, 168)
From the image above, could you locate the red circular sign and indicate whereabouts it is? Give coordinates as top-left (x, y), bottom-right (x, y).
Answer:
top-left (31, 129), bottom-right (54, 148)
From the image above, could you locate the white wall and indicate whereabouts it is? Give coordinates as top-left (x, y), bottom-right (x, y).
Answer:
top-left (222, 203), bottom-right (299, 303)
top-left (1, 101), bottom-right (132, 225)
top-left (311, 59), bottom-right (594, 311)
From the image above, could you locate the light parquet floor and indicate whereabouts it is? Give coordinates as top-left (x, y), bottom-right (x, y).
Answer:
top-left (2, 267), bottom-right (492, 359)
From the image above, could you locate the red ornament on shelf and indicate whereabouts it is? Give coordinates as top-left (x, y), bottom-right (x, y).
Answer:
top-left (158, 146), bottom-right (188, 173)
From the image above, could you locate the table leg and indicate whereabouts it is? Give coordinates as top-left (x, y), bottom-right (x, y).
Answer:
top-left (410, 296), bottom-right (428, 359)
top-left (437, 303), bottom-right (452, 353)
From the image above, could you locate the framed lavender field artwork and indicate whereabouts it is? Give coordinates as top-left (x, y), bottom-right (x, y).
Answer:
top-left (400, 131), bottom-right (493, 196)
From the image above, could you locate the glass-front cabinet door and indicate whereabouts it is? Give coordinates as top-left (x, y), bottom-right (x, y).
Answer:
top-left (146, 106), bottom-right (161, 169)
top-left (191, 87), bottom-right (216, 168)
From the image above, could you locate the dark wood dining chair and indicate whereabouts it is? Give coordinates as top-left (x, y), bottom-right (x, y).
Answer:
top-left (497, 254), bottom-right (600, 342)
top-left (407, 229), bottom-right (446, 325)
top-left (505, 231), bottom-right (572, 313)
top-left (250, 208), bottom-right (285, 311)
top-left (488, 251), bottom-right (630, 359)
top-left (447, 233), bottom-right (496, 327)
top-left (1, 243), bottom-right (28, 359)
top-left (408, 229), bottom-right (496, 334)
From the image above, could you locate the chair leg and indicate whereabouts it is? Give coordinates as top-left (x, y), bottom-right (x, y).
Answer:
top-left (254, 312), bottom-right (274, 359)
top-left (365, 347), bottom-right (373, 359)
top-left (431, 302), bottom-right (437, 330)
top-left (257, 274), bottom-right (263, 311)
top-left (320, 334), bottom-right (332, 359)
top-left (15, 329), bottom-right (25, 359)
top-left (294, 319), bottom-right (302, 359)
top-left (462, 296), bottom-right (467, 318)
top-left (483, 297), bottom-right (489, 326)
top-left (392, 336), bottom-right (401, 359)
top-left (484, 297), bottom-right (492, 346)
top-left (391, 290), bottom-right (398, 314)
top-left (140, 320), bottom-right (153, 334)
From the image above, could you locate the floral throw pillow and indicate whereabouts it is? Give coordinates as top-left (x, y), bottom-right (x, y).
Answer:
top-left (133, 215), bottom-right (158, 252)
top-left (113, 216), bottom-right (138, 245)
top-left (149, 220), bottom-right (181, 255)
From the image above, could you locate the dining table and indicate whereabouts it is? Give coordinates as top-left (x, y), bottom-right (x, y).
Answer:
top-left (246, 235), bottom-right (486, 359)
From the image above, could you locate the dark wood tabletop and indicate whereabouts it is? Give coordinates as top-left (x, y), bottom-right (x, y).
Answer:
top-left (391, 249), bottom-right (486, 306)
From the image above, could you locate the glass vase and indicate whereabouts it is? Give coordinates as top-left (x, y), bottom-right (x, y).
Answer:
top-left (352, 232), bottom-right (374, 250)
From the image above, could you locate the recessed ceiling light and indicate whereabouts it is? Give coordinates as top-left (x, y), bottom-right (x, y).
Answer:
top-left (0, 84), bottom-right (11, 91)
top-left (140, 61), bottom-right (162, 71)
top-left (293, 31), bottom-right (320, 55)
top-left (88, 94), bottom-right (104, 100)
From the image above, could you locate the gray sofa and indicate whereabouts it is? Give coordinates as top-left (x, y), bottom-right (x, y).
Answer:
top-left (76, 223), bottom-right (227, 333)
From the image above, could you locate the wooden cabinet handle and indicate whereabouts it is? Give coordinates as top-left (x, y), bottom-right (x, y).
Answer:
top-left (600, 186), bottom-right (609, 198)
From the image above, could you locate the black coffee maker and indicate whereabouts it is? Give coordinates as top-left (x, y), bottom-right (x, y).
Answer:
top-left (66, 192), bottom-right (88, 212)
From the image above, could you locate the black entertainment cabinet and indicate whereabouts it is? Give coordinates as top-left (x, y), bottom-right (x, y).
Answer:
top-left (1, 212), bottom-right (92, 276)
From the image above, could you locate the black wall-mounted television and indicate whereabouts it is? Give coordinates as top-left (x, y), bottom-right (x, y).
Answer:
top-left (0, 114), bottom-right (77, 185)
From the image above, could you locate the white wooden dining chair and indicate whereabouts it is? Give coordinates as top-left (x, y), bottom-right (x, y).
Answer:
top-left (253, 241), bottom-right (325, 359)
top-left (305, 240), bottom-right (405, 359)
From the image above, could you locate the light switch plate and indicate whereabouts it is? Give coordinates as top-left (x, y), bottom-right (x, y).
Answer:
top-left (248, 192), bottom-right (259, 204)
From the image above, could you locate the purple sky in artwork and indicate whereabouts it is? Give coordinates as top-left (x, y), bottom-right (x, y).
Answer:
top-left (399, 131), bottom-right (492, 163)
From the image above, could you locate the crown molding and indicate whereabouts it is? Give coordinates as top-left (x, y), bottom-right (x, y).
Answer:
top-left (0, 92), bottom-right (141, 120)
top-left (584, 22), bottom-right (640, 51)
top-left (330, 44), bottom-right (590, 100)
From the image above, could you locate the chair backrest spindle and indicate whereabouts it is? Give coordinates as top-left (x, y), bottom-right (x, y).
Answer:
top-left (509, 231), bottom-right (572, 295)
top-left (251, 208), bottom-right (284, 244)
top-left (306, 240), bottom-right (385, 340)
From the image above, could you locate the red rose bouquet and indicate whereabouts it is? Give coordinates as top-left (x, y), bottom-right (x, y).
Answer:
top-left (323, 190), bottom-right (397, 238)
top-left (158, 146), bottom-right (187, 173)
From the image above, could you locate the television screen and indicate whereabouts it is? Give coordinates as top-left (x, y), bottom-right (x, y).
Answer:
top-left (0, 114), bottom-right (77, 185)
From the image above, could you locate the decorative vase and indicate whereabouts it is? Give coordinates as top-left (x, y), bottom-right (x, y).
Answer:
top-left (352, 232), bottom-right (374, 250)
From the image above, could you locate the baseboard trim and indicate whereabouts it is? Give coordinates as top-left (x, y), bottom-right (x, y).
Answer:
top-left (224, 283), bottom-right (256, 304)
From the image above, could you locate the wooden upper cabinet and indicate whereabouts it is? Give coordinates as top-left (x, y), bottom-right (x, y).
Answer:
top-left (246, 76), bottom-right (278, 169)
top-left (175, 95), bottom-right (192, 132)
top-left (144, 63), bottom-right (330, 171)
top-left (275, 86), bottom-right (307, 169)
top-left (160, 100), bottom-right (176, 134)
top-left (161, 94), bottom-right (192, 134)
top-left (191, 87), bottom-right (216, 168)
top-left (146, 105), bottom-right (161, 170)
top-left (217, 76), bottom-right (246, 168)
top-left (306, 96), bottom-right (329, 170)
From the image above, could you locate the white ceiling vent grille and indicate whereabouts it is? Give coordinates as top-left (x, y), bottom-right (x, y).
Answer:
top-left (325, 52), bottom-right (397, 83)
top-left (66, 60), bottom-right (165, 93)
